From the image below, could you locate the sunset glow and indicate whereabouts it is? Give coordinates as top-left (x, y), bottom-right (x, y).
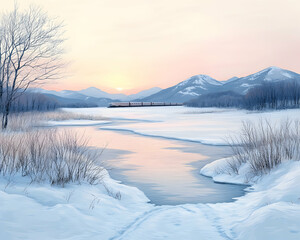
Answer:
top-left (3, 0), bottom-right (300, 94)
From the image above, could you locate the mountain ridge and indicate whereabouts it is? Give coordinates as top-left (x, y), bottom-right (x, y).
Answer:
top-left (141, 66), bottom-right (300, 103)
top-left (31, 66), bottom-right (300, 105)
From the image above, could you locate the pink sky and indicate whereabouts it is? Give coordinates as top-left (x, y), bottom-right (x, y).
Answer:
top-left (3, 0), bottom-right (300, 94)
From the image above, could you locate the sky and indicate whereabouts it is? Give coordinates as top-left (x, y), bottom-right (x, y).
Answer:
top-left (2, 0), bottom-right (300, 94)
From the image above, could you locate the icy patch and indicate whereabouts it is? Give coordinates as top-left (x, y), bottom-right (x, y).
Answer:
top-left (46, 120), bottom-right (111, 126)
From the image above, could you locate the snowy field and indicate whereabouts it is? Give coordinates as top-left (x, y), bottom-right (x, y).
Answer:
top-left (1, 106), bottom-right (300, 239)
top-left (64, 106), bottom-right (300, 145)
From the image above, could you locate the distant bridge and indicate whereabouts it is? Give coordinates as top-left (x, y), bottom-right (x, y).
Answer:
top-left (108, 102), bottom-right (183, 108)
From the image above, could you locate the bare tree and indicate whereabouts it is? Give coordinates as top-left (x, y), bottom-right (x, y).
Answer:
top-left (0, 5), bottom-right (64, 129)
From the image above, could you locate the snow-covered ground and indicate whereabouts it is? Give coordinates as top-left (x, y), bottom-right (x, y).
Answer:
top-left (64, 106), bottom-right (300, 145)
top-left (1, 107), bottom-right (300, 239)
top-left (0, 171), bottom-right (152, 240)
top-left (201, 159), bottom-right (300, 240)
top-left (2, 161), bottom-right (300, 239)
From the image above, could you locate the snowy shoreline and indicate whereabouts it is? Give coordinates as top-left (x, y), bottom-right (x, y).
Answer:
top-left (200, 158), bottom-right (300, 240)
top-left (1, 108), bottom-right (300, 239)
top-left (2, 145), bottom-right (299, 239)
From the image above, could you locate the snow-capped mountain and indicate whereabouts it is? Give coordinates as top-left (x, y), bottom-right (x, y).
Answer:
top-left (222, 66), bottom-right (300, 93)
top-left (31, 66), bottom-right (300, 105)
top-left (141, 75), bottom-right (223, 102)
top-left (143, 67), bottom-right (300, 102)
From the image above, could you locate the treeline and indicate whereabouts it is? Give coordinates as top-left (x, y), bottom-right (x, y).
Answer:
top-left (2, 91), bottom-right (98, 113)
top-left (244, 81), bottom-right (300, 110)
top-left (186, 81), bottom-right (300, 110)
top-left (187, 91), bottom-right (244, 108)
top-left (10, 92), bottom-right (58, 112)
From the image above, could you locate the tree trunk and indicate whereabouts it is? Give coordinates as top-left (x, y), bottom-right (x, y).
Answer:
top-left (2, 102), bottom-right (10, 129)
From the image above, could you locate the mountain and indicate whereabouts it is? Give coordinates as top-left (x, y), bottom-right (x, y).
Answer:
top-left (79, 87), bottom-right (162, 101)
top-left (223, 76), bottom-right (239, 83)
top-left (140, 75), bottom-right (223, 103)
top-left (30, 67), bottom-right (300, 106)
top-left (78, 87), bottom-right (127, 100)
top-left (143, 67), bottom-right (300, 103)
top-left (30, 86), bottom-right (162, 107)
top-left (29, 89), bottom-right (115, 107)
top-left (127, 87), bottom-right (162, 100)
top-left (222, 66), bottom-right (300, 93)
top-left (31, 88), bottom-right (90, 101)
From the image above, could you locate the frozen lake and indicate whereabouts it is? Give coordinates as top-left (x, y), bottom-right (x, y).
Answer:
top-left (54, 106), bottom-right (276, 205)
top-left (58, 106), bottom-right (300, 205)
top-left (56, 126), bottom-right (245, 205)
top-left (64, 106), bottom-right (300, 145)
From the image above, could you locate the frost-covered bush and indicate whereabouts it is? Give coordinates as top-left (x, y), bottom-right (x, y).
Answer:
top-left (6, 110), bottom-right (106, 131)
top-left (0, 129), bottom-right (103, 185)
top-left (228, 119), bottom-right (300, 175)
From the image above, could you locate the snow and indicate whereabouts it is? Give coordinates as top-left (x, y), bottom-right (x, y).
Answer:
top-left (178, 85), bottom-right (208, 95)
top-left (200, 157), bottom-right (255, 185)
top-left (178, 90), bottom-right (200, 96)
top-left (265, 66), bottom-right (293, 81)
top-left (0, 172), bottom-right (153, 240)
top-left (193, 76), bottom-right (221, 86)
top-left (201, 159), bottom-right (300, 240)
top-left (2, 107), bottom-right (300, 239)
top-left (2, 159), bottom-right (300, 239)
top-left (64, 106), bottom-right (300, 146)
top-left (241, 83), bottom-right (253, 87)
top-left (200, 157), bottom-right (249, 184)
top-left (184, 86), bottom-right (196, 91)
top-left (176, 75), bottom-right (222, 88)
top-left (239, 66), bottom-right (296, 83)
top-left (46, 120), bottom-right (111, 126)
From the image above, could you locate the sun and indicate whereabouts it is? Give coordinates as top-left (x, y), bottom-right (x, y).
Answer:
top-left (116, 87), bottom-right (123, 91)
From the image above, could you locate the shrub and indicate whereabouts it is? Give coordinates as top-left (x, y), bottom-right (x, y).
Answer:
top-left (0, 129), bottom-right (104, 185)
top-left (228, 119), bottom-right (300, 175)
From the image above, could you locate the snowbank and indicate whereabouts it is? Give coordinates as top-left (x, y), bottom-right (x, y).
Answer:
top-left (0, 171), bottom-right (152, 240)
top-left (2, 158), bottom-right (299, 239)
top-left (200, 157), bottom-right (254, 184)
top-left (201, 158), bottom-right (300, 240)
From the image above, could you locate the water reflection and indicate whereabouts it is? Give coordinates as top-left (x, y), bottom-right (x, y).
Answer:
top-left (58, 126), bottom-right (245, 205)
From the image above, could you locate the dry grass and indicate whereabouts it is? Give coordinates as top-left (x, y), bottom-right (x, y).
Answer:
top-left (0, 128), bottom-right (104, 185)
top-left (6, 110), bottom-right (107, 131)
top-left (227, 119), bottom-right (300, 175)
